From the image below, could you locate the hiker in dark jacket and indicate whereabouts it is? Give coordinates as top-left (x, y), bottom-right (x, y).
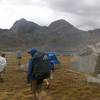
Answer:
top-left (27, 48), bottom-right (41, 100)
top-left (27, 48), bottom-right (50, 100)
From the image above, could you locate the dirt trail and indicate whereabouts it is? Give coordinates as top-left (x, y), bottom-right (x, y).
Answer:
top-left (0, 53), bottom-right (100, 100)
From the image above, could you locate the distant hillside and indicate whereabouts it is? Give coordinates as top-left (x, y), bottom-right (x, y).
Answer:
top-left (0, 18), bottom-right (100, 51)
top-left (88, 29), bottom-right (100, 44)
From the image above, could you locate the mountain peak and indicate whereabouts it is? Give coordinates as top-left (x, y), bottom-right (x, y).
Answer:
top-left (52, 19), bottom-right (69, 23)
top-left (49, 19), bottom-right (78, 32)
top-left (19, 18), bottom-right (27, 21)
top-left (13, 18), bottom-right (28, 25)
top-left (50, 19), bottom-right (72, 26)
top-left (10, 18), bottom-right (40, 33)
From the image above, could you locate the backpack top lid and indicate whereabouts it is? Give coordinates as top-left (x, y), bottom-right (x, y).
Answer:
top-left (47, 52), bottom-right (60, 64)
top-left (28, 48), bottom-right (37, 56)
top-left (47, 52), bottom-right (54, 56)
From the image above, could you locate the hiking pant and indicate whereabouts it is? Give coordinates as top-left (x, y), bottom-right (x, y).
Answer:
top-left (31, 80), bottom-right (42, 100)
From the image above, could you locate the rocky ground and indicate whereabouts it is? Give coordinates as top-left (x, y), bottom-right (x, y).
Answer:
top-left (0, 52), bottom-right (100, 100)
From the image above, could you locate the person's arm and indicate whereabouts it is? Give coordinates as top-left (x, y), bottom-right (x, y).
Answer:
top-left (27, 59), bottom-right (33, 83)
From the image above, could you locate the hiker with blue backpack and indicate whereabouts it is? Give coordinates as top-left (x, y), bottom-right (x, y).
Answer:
top-left (27, 48), bottom-right (50, 100)
top-left (43, 52), bottom-right (60, 88)
top-left (47, 52), bottom-right (60, 79)
top-left (43, 61), bottom-right (54, 89)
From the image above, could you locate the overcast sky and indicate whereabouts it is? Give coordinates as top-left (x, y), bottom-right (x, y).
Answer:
top-left (0, 0), bottom-right (100, 30)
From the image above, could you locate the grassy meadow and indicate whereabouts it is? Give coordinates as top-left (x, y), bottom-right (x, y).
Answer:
top-left (0, 52), bottom-right (100, 100)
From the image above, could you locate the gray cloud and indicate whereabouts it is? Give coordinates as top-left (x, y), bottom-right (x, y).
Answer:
top-left (44, 0), bottom-right (100, 30)
top-left (77, 18), bottom-right (100, 30)
top-left (0, 0), bottom-right (46, 6)
top-left (45, 0), bottom-right (100, 15)
top-left (0, 0), bottom-right (100, 30)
